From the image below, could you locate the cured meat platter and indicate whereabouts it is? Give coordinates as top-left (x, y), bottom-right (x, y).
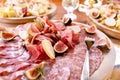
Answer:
top-left (0, 16), bottom-right (116, 80)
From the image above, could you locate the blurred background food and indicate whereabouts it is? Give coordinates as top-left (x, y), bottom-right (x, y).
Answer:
top-left (89, 3), bottom-right (120, 31)
top-left (0, 0), bottom-right (52, 18)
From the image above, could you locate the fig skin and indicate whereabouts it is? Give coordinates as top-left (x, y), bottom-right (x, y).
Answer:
top-left (91, 11), bottom-right (101, 19)
top-left (62, 17), bottom-right (72, 26)
top-left (25, 68), bottom-right (40, 80)
top-left (85, 25), bottom-right (97, 34)
top-left (97, 38), bottom-right (110, 53)
top-left (90, 8), bottom-right (101, 19)
top-left (0, 31), bottom-right (16, 41)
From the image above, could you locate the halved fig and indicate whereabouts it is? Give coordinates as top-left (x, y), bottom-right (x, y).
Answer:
top-left (104, 18), bottom-right (116, 27)
top-left (90, 8), bottom-right (100, 19)
top-left (25, 62), bottom-right (45, 80)
top-left (42, 39), bottom-right (55, 59)
top-left (54, 40), bottom-right (68, 53)
top-left (91, 11), bottom-right (100, 19)
top-left (21, 7), bottom-right (27, 17)
top-left (67, 26), bottom-right (81, 33)
top-left (85, 25), bottom-right (97, 34)
top-left (62, 17), bottom-right (72, 26)
top-left (0, 31), bottom-right (16, 41)
top-left (97, 38), bottom-right (110, 53)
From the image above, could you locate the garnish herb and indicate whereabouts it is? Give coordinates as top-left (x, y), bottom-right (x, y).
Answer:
top-left (109, 77), bottom-right (113, 80)
top-left (35, 65), bottom-right (46, 80)
top-left (34, 20), bottom-right (44, 28)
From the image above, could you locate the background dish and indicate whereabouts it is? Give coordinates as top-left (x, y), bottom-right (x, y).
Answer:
top-left (88, 16), bottom-right (120, 39)
top-left (0, 3), bottom-right (57, 24)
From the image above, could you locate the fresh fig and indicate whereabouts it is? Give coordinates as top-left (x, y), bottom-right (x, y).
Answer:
top-left (62, 17), bottom-right (72, 26)
top-left (90, 8), bottom-right (100, 19)
top-left (25, 62), bottom-right (45, 80)
top-left (85, 37), bottom-right (95, 50)
top-left (0, 31), bottom-right (16, 41)
top-left (97, 38), bottom-right (110, 53)
top-left (91, 11), bottom-right (100, 19)
top-left (25, 67), bottom-right (40, 80)
top-left (54, 40), bottom-right (68, 53)
top-left (21, 7), bottom-right (27, 17)
top-left (85, 25), bottom-right (97, 34)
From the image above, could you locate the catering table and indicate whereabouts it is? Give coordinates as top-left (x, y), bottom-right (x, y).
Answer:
top-left (0, 0), bottom-right (120, 79)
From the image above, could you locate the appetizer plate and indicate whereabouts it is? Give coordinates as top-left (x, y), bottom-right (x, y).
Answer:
top-left (0, 3), bottom-right (57, 24)
top-left (0, 19), bottom-right (116, 80)
top-left (89, 16), bottom-right (120, 39)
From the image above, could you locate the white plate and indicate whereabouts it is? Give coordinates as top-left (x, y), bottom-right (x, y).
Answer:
top-left (90, 29), bottom-right (116, 80)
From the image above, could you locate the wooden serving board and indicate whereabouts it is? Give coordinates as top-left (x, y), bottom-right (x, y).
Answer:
top-left (88, 16), bottom-right (120, 39)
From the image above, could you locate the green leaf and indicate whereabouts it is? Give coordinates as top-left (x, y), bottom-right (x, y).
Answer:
top-left (35, 65), bottom-right (46, 80)
top-left (109, 77), bottom-right (113, 80)
top-left (34, 19), bottom-right (44, 28)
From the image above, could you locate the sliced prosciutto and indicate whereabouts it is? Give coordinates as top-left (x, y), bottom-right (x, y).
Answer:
top-left (26, 44), bottom-right (49, 62)
top-left (60, 29), bottom-right (80, 48)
